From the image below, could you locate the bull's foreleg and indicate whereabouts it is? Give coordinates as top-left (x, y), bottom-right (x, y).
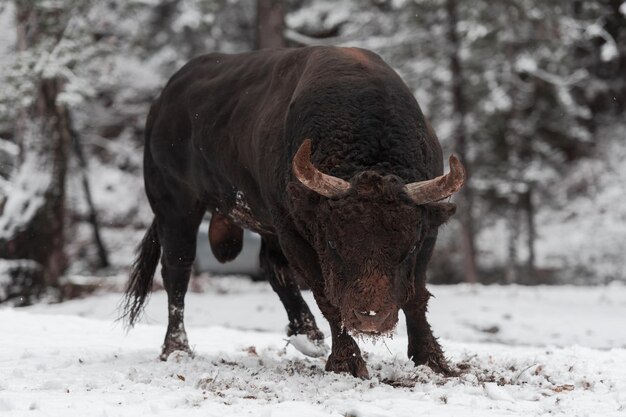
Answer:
top-left (260, 238), bottom-right (327, 357)
top-left (403, 288), bottom-right (451, 375)
top-left (314, 293), bottom-right (369, 379)
top-left (271, 215), bottom-right (367, 378)
top-left (402, 234), bottom-right (452, 375)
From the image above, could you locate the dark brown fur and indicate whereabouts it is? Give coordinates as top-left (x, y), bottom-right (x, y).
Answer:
top-left (123, 46), bottom-right (459, 378)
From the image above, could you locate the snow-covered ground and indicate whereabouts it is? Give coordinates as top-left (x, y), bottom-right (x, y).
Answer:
top-left (2, 278), bottom-right (626, 416)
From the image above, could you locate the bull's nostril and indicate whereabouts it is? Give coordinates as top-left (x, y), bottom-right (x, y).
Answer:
top-left (353, 309), bottom-right (390, 325)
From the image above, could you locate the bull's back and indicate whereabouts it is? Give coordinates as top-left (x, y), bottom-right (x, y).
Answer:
top-left (148, 46), bottom-right (397, 173)
top-left (145, 46), bottom-right (434, 218)
top-left (147, 49), bottom-right (328, 191)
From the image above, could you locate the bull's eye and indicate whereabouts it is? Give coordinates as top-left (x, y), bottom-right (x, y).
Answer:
top-left (327, 240), bottom-right (337, 250)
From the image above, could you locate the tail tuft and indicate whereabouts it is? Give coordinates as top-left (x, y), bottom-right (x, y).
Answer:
top-left (120, 220), bottom-right (160, 327)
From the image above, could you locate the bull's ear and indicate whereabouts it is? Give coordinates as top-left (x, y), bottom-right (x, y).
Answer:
top-left (424, 202), bottom-right (456, 227)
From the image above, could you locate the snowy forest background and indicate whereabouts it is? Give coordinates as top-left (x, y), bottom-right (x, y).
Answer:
top-left (0, 0), bottom-right (625, 305)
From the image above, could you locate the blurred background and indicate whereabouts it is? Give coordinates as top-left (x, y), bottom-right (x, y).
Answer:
top-left (0, 0), bottom-right (625, 305)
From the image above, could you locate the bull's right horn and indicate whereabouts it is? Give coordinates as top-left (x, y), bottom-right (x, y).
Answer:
top-left (292, 139), bottom-right (351, 198)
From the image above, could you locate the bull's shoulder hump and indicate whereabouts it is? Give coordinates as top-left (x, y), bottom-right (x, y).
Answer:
top-left (337, 47), bottom-right (383, 67)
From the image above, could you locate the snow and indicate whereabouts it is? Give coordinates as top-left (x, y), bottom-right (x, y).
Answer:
top-left (0, 4), bottom-right (15, 63)
top-left (171, 1), bottom-right (216, 32)
top-left (286, 1), bottom-right (352, 37)
top-left (586, 23), bottom-right (619, 62)
top-left (533, 127), bottom-right (626, 283)
top-left (0, 129), bottom-right (52, 240)
top-left (0, 259), bottom-right (42, 300)
top-left (2, 277), bottom-right (626, 416)
top-left (288, 334), bottom-right (329, 358)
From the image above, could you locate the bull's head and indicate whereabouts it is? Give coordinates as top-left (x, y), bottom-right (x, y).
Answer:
top-left (289, 139), bottom-right (465, 335)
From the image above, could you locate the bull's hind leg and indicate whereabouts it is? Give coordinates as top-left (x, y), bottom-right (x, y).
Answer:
top-left (147, 173), bottom-right (205, 360)
top-left (157, 204), bottom-right (205, 359)
top-left (402, 235), bottom-right (451, 374)
top-left (259, 237), bottom-right (327, 357)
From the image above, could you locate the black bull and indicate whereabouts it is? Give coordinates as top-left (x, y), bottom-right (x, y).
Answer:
top-left (122, 46), bottom-right (465, 378)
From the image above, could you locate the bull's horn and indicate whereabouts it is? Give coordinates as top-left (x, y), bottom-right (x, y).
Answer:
top-left (292, 139), bottom-right (350, 198)
top-left (404, 155), bottom-right (466, 204)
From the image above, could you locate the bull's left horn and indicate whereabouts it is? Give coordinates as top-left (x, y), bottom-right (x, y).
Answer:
top-left (404, 155), bottom-right (466, 204)
top-left (292, 139), bottom-right (350, 198)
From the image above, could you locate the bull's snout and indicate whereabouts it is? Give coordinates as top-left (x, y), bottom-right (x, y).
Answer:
top-left (352, 309), bottom-right (391, 333)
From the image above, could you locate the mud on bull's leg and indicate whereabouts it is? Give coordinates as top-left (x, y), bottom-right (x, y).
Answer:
top-left (160, 264), bottom-right (193, 360)
top-left (325, 326), bottom-right (369, 379)
top-left (161, 304), bottom-right (192, 360)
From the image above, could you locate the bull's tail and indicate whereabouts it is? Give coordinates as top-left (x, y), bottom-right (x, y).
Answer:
top-left (120, 219), bottom-right (161, 327)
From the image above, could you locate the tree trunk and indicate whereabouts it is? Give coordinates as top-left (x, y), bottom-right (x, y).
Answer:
top-left (256, 0), bottom-right (286, 49)
top-left (445, 0), bottom-right (479, 284)
top-left (0, 78), bottom-right (70, 303)
top-left (70, 113), bottom-right (110, 269)
top-left (0, 3), bottom-right (70, 304)
top-left (505, 194), bottom-right (520, 284)
top-left (522, 184), bottom-right (536, 283)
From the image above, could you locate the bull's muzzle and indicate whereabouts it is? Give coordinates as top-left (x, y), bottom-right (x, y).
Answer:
top-left (351, 309), bottom-right (392, 333)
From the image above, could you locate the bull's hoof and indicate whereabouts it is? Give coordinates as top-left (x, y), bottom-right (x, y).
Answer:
top-left (426, 357), bottom-right (455, 376)
top-left (412, 351), bottom-right (455, 376)
top-left (160, 338), bottom-right (193, 361)
top-left (325, 353), bottom-right (370, 379)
